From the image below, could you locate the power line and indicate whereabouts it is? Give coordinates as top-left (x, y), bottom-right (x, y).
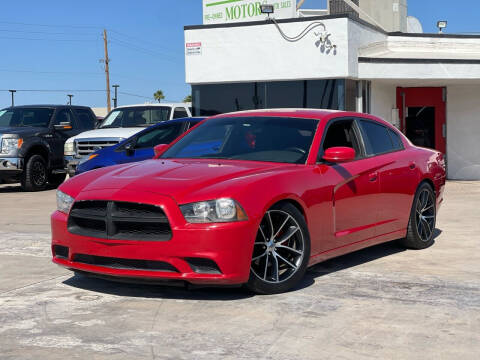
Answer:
top-left (109, 37), bottom-right (179, 61)
top-left (0, 89), bottom-right (105, 92)
top-left (0, 35), bottom-right (98, 42)
top-left (0, 69), bottom-right (103, 76)
top-left (118, 91), bottom-right (154, 100)
top-left (0, 20), bottom-right (102, 29)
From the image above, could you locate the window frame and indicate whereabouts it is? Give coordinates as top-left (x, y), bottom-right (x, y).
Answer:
top-left (357, 118), bottom-right (405, 158)
top-left (172, 107), bottom-right (189, 119)
top-left (316, 117), bottom-right (367, 164)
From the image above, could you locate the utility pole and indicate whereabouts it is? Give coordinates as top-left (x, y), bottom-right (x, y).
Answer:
top-left (67, 94), bottom-right (73, 105)
top-left (9, 90), bottom-right (16, 106)
top-left (103, 29), bottom-right (111, 113)
top-left (112, 84), bottom-right (119, 108)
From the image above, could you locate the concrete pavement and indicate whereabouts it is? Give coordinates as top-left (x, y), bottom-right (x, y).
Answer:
top-left (0, 181), bottom-right (479, 359)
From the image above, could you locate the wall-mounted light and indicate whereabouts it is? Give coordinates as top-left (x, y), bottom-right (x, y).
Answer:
top-left (260, 4), bottom-right (275, 17)
top-left (437, 20), bottom-right (447, 34)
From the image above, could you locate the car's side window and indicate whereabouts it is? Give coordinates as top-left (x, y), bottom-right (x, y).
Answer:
top-left (173, 107), bottom-right (189, 119)
top-left (53, 109), bottom-right (75, 128)
top-left (388, 128), bottom-right (405, 151)
top-left (135, 123), bottom-right (183, 149)
top-left (74, 109), bottom-right (95, 130)
top-left (359, 120), bottom-right (395, 156)
top-left (318, 119), bottom-right (363, 161)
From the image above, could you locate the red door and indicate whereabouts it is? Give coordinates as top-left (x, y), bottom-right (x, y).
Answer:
top-left (396, 87), bottom-right (446, 154)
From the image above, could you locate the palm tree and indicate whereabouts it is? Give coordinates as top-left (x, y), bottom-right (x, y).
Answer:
top-left (183, 95), bottom-right (192, 102)
top-left (153, 90), bottom-right (165, 103)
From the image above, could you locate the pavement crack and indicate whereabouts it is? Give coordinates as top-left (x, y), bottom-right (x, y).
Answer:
top-left (0, 274), bottom-right (69, 296)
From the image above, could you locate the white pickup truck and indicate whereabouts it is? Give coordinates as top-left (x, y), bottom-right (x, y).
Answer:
top-left (64, 103), bottom-right (191, 176)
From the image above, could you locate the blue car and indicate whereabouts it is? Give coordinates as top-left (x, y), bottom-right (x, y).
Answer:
top-left (75, 117), bottom-right (204, 175)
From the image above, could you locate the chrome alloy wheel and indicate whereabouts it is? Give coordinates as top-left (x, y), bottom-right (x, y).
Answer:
top-left (415, 188), bottom-right (436, 242)
top-left (251, 210), bottom-right (305, 284)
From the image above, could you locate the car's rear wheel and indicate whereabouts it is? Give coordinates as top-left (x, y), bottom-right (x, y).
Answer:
top-left (247, 202), bottom-right (310, 294)
top-left (400, 182), bottom-right (436, 249)
top-left (21, 154), bottom-right (48, 191)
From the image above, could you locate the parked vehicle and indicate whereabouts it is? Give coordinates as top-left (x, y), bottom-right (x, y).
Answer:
top-left (64, 103), bottom-right (192, 176)
top-left (52, 109), bottom-right (446, 294)
top-left (0, 105), bottom-right (96, 191)
top-left (75, 117), bottom-right (204, 175)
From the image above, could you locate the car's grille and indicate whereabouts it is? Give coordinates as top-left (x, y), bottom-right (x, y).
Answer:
top-left (68, 201), bottom-right (171, 241)
top-left (73, 254), bottom-right (178, 272)
top-left (75, 139), bottom-right (120, 156)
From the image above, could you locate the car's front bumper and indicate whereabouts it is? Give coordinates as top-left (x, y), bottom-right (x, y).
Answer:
top-left (64, 155), bottom-right (82, 177)
top-left (0, 157), bottom-right (23, 180)
top-left (51, 190), bottom-right (258, 286)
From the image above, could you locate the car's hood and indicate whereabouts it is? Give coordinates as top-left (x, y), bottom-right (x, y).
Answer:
top-left (0, 127), bottom-right (47, 137)
top-left (65, 127), bottom-right (144, 143)
top-left (66, 159), bottom-right (293, 203)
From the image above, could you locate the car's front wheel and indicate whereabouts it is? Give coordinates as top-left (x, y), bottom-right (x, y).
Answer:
top-left (21, 154), bottom-right (48, 191)
top-left (247, 202), bottom-right (310, 294)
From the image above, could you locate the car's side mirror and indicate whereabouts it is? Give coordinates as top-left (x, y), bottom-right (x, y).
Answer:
top-left (153, 144), bottom-right (169, 159)
top-left (125, 142), bottom-right (135, 156)
top-left (54, 122), bottom-right (72, 131)
top-left (323, 147), bottom-right (356, 163)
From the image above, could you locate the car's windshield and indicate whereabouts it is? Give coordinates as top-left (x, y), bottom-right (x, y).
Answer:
top-left (0, 108), bottom-right (54, 128)
top-left (99, 107), bottom-right (171, 129)
top-left (161, 116), bottom-right (318, 164)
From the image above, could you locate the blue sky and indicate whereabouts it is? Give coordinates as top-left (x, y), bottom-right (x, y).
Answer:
top-left (0, 0), bottom-right (478, 108)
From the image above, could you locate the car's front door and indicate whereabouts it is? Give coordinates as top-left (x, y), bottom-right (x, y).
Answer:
top-left (116, 121), bottom-right (185, 164)
top-left (50, 108), bottom-right (79, 169)
top-left (316, 118), bottom-right (383, 252)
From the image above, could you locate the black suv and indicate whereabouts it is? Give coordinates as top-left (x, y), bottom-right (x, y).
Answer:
top-left (0, 105), bottom-right (97, 191)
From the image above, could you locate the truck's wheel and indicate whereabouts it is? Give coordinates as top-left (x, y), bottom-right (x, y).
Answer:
top-left (48, 173), bottom-right (67, 188)
top-left (21, 154), bottom-right (48, 191)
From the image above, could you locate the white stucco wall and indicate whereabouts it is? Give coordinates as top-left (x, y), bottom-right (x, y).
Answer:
top-left (370, 81), bottom-right (396, 125)
top-left (185, 18), bottom-right (352, 84)
top-left (446, 85), bottom-right (480, 180)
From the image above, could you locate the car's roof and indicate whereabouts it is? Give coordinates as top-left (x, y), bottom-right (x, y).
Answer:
top-left (209, 108), bottom-right (344, 119)
top-left (115, 103), bottom-right (190, 109)
top-left (2, 104), bottom-right (91, 109)
top-left (207, 108), bottom-right (392, 126)
top-left (149, 117), bottom-right (204, 126)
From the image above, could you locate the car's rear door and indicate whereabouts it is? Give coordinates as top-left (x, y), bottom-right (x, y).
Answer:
top-left (357, 119), bottom-right (418, 237)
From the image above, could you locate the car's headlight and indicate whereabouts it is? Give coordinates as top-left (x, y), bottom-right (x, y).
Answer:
top-left (0, 138), bottom-right (22, 154)
top-left (64, 142), bottom-right (74, 156)
top-left (56, 190), bottom-right (75, 214)
top-left (180, 198), bottom-right (248, 223)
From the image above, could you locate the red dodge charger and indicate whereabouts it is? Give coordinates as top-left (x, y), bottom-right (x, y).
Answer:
top-left (51, 110), bottom-right (446, 294)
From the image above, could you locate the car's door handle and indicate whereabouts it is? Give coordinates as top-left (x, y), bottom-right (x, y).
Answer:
top-left (409, 162), bottom-right (416, 170)
top-left (368, 172), bottom-right (378, 182)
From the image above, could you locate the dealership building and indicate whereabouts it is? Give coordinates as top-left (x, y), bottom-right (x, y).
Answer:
top-left (185, 0), bottom-right (480, 180)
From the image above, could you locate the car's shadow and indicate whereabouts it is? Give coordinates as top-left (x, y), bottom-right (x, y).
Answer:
top-left (0, 183), bottom-right (59, 193)
top-left (63, 229), bottom-right (442, 300)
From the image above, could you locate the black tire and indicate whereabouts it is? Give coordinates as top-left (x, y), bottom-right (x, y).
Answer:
top-left (48, 173), bottom-right (67, 187)
top-left (246, 202), bottom-right (311, 295)
top-left (21, 154), bottom-right (48, 192)
top-left (400, 182), bottom-right (436, 249)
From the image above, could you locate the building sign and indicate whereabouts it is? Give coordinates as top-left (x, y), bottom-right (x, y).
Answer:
top-left (203, 0), bottom-right (296, 25)
top-left (186, 42), bottom-right (202, 56)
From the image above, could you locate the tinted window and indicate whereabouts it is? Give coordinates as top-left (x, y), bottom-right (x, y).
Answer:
top-left (388, 129), bottom-right (404, 150)
top-left (321, 119), bottom-right (362, 160)
top-left (74, 109), bottom-right (95, 130)
top-left (99, 107), bottom-right (171, 128)
top-left (135, 123), bottom-right (183, 149)
top-left (162, 117), bottom-right (318, 164)
top-left (53, 109), bottom-right (73, 127)
top-left (173, 107), bottom-right (188, 119)
top-left (192, 79), bottom-right (350, 117)
top-left (360, 120), bottom-right (394, 155)
top-left (0, 108), bottom-right (54, 128)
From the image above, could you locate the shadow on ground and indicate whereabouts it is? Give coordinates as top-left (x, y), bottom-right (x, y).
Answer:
top-left (63, 230), bottom-right (442, 300)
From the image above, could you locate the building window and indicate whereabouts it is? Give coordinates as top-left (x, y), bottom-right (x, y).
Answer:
top-left (192, 79), bottom-right (354, 116)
